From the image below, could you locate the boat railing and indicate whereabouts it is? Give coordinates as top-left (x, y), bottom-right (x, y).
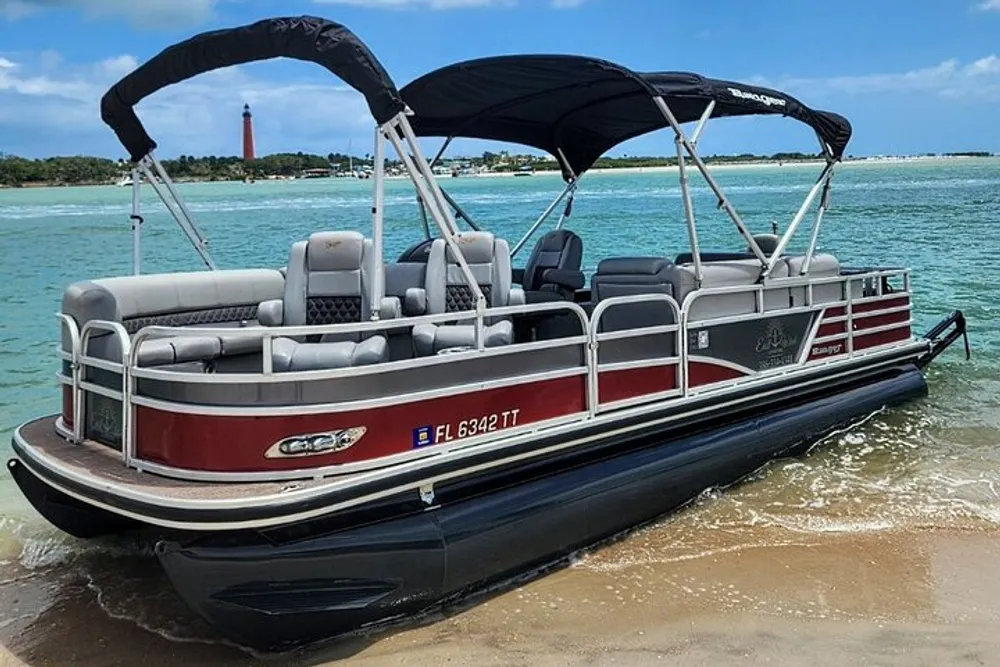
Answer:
top-left (680, 267), bottom-right (914, 392)
top-left (65, 319), bottom-right (133, 463)
top-left (57, 265), bottom-right (919, 477)
top-left (589, 294), bottom-right (683, 412)
top-left (127, 299), bottom-right (591, 380)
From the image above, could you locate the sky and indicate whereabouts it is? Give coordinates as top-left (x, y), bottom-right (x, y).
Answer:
top-left (1, 0), bottom-right (999, 160)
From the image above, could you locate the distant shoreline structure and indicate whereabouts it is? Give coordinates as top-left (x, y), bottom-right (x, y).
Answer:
top-left (0, 151), bottom-right (995, 189)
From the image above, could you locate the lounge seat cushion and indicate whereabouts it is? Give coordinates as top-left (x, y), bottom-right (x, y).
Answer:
top-left (136, 336), bottom-right (222, 367)
top-left (411, 320), bottom-right (513, 356)
top-left (271, 336), bottom-right (388, 372)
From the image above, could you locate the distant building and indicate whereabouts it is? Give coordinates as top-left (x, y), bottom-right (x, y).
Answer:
top-left (242, 104), bottom-right (255, 161)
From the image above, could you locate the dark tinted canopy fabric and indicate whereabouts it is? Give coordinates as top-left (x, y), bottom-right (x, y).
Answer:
top-left (642, 72), bottom-right (851, 160)
top-left (101, 15), bottom-right (404, 161)
top-left (401, 56), bottom-right (852, 179)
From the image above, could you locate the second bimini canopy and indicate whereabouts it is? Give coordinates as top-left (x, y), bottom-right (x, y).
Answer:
top-left (101, 16), bottom-right (405, 162)
top-left (400, 56), bottom-right (852, 179)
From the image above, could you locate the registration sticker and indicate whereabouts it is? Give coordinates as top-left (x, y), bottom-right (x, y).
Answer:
top-left (412, 425), bottom-right (434, 448)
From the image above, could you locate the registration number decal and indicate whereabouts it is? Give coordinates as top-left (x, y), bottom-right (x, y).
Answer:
top-left (412, 409), bottom-right (521, 448)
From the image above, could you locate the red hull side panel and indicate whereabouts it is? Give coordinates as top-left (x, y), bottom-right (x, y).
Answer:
top-left (598, 365), bottom-right (677, 404)
top-left (853, 310), bottom-right (909, 331)
top-left (135, 376), bottom-right (587, 472)
top-left (688, 361), bottom-right (746, 388)
top-left (854, 327), bottom-right (912, 351)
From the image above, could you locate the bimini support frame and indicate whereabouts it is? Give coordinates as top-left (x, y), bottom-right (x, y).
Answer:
top-left (511, 178), bottom-right (578, 257)
top-left (656, 96), bottom-right (842, 283)
top-left (764, 158), bottom-right (836, 276)
top-left (370, 125), bottom-right (387, 315)
top-left (382, 113), bottom-right (487, 346)
top-left (129, 166), bottom-right (142, 275)
top-left (510, 147), bottom-right (580, 256)
top-left (653, 96), bottom-right (770, 272)
top-left (131, 153), bottom-right (217, 271)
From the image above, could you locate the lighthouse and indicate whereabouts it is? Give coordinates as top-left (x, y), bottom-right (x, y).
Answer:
top-left (242, 103), bottom-right (255, 161)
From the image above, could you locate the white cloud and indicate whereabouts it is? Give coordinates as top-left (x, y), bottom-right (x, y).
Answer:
top-left (0, 0), bottom-right (221, 28)
top-left (0, 51), bottom-right (373, 157)
top-left (973, 0), bottom-right (1000, 10)
top-left (758, 55), bottom-right (1000, 101)
top-left (967, 55), bottom-right (1000, 76)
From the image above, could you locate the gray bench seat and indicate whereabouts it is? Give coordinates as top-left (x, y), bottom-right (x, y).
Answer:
top-left (133, 325), bottom-right (268, 366)
top-left (62, 269), bottom-right (286, 367)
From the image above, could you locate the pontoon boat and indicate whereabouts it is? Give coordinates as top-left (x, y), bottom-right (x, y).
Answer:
top-left (7, 16), bottom-right (970, 650)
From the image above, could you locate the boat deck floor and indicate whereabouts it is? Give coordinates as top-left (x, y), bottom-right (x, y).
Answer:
top-left (16, 416), bottom-right (341, 502)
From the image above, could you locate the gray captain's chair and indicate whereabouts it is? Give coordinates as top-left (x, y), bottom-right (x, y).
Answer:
top-left (591, 257), bottom-right (676, 332)
top-left (514, 229), bottom-right (585, 302)
top-left (257, 231), bottom-right (399, 371)
top-left (407, 231), bottom-right (524, 356)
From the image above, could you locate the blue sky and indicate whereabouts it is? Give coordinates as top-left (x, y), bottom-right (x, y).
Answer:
top-left (1, 0), bottom-right (999, 160)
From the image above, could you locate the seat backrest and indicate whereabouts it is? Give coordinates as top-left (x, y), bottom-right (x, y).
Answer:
top-left (522, 229), bottom-right (583, 291)
top-left (668, 258), bottom-right (791, 321)
top-left (282, 231), bottom-right (373, 326)
top-left (783, 253), bottom-right (856, 305)
top-left (591, 257), bottom-right (675, 331)
top-left (423, 231), bottom-right (512, 314)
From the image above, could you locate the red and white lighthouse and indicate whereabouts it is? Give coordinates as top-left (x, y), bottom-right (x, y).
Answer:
top-left (242, 103), bottom-right (255, 161)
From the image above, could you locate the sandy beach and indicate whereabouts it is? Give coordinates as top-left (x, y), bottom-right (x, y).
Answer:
top-left (2, 523), bottom-right (1000, 666)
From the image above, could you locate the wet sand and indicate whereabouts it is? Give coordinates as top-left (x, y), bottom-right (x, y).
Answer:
top-left (3, 523), bottom-right (999, 667)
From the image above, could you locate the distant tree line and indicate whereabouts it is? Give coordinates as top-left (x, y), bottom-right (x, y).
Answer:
top-left (0, 149), bottom-right (995, 187)
top-left (0, 156), bottom-right (120, 186)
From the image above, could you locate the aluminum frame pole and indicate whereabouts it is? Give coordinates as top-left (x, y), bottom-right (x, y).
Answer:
top-left (511, 179), bottom-right (578, 257)
top-left (689, 100), bottom-right (716, 146)
top-left (556, 189), bottom-right (575, 230)
top-left (371, 126), bottom-right (386, 318)
top-left (556, 148), bottom-right (577, 181)
top-left (764, 161), bottom-right (836, 276)
top-left (136, 159), bottom-right (217, 270)
top-left (801, 175), bottom-right (833, 274)
top-left (653, 96), bottom-right (769, 267)
top-left (148, 152), bottom-right (208, 245)
top-left (385, 118), bottom-right (484, 315)
top-left (397, 117), bottom-right (462, 238)
top-left (130, 166), bottom-right (142, 275)
top-left (439, 187), bottom-right (482, 231)
top-left (417, 195), bottom-right (431, 239)
top-left (676, 138), bottom-right (703, 284)
top-left (428, 136), bottom-right (454, 171)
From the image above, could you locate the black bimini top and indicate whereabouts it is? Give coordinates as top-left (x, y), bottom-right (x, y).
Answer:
top-left (401, 56), bottom-right (852, 179)
top-left (101, 16), bottom-right (405, 162)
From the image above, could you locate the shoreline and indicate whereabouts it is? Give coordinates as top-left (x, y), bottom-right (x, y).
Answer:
top-left (2, 525), bottom-right (998, 666)
top-left (1, 154), bottom-right (994, 189)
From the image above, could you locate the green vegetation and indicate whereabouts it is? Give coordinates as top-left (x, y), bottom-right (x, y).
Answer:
top-left (0, 149), bottom-right (995, 188)
top-left (0, 156), bottom-right (120, 187)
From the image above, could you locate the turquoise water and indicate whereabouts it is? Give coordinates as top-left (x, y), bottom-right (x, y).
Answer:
top-left (0, 159), bottom-right (998, 645)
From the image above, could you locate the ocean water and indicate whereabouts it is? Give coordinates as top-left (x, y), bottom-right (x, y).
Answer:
top-left (0, 159), bottom-right (998, 650)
